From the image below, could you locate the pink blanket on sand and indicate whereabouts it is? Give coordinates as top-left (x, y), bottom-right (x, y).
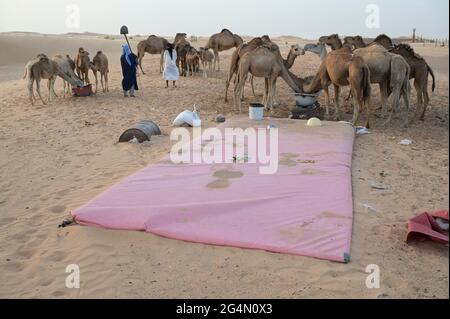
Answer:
top-left (73, 118), bottom-right (355, 262)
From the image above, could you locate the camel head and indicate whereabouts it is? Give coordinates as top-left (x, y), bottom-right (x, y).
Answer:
top-left (36, 53), bottom-right (49, 63)
top-left (304, 43), bottom-right (327, 60)
top-left (290, 44), bottom-right (305, 57)
top-left (79, 50), bottom-right (90, 68)
top-left (89, 61), bottom-right (100, 72)
top-left (174, 33), bottom-right (187, 44)
top-left (373, 34), bottom-right (394, 50)
top-left (261, 35), bottom-right (271, 43)
top-left (389, 43), bottom-right (420, 59)
top-left (319, 34), bottom-right (342, 50)
top-left (344, 36), bottom-right (366, 50)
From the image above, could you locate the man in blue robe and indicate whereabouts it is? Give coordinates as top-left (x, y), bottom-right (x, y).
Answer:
top-left (120, 44), bottom-right (139, 97)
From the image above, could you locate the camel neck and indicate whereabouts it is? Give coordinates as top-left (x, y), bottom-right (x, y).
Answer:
top-left (284, 51), bottom-right (297, 69)
top-left (331, 41), bottom-right (343, 50)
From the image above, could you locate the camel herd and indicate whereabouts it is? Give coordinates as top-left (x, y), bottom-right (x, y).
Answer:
top-left (23, 28), bottom-right (436, 128)
top-left (24, 48), bottom-right (109, 105)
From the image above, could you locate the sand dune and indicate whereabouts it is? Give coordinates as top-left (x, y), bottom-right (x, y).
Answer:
top-left (0, 34), bottom-right (448, 298)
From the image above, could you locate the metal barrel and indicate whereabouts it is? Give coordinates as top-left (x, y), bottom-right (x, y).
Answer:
top-left (119, 120), bottom-right (161, 143)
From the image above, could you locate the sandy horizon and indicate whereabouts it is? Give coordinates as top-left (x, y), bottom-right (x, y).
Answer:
top-left (0, 32), bottom-right (448, 299)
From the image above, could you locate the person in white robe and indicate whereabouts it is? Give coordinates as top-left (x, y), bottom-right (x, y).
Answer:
top-left (163, 43), bottom-right (179, 88)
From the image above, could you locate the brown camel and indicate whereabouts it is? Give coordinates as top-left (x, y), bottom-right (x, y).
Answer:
top-left (234, 43), bottom-right (302, 113)
top-left (198, 47), bottom-right (214, 77)
top-left (75, 48), bottom-right (91, 85)
top-left (186, 47), bottom-right (200, 76)
top-left (320, 34), bottom-right (411, 127)
top-left (137, 35), bottom-right (169, 74)
top-left (303, 44), bottom-right (372, 127)
top-left (52, 55), bottom-right (83, 98)
top-left (90, 51), bottom-right (109, 93)
top-left (24, 54), bottom-right (81, 105)
top-left (175, 36), bottom-right (191, 76)
top-left (389, 44), bottom-right (436, 121)
top-left (205, 29), bottom-right (243, 71)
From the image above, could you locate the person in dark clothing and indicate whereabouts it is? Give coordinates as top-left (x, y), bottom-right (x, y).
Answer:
top-left (120, 44), bottom-right (139, 97)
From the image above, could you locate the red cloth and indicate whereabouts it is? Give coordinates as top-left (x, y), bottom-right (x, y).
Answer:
top-left (407, 211), bottom-right (449, 244)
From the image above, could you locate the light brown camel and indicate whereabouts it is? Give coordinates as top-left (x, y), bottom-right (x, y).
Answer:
top-left (52, 55), bottom-right (83, 98)
top-left (303, 44), bottom-right (372, 127)
top-left (89, 51), bottom-right (109, 93)
top-left (24, 54), bottom-right (81, 105)
top-left (389, 44), bottom-right (436, 121)
top-left (233, 43), bottom-right (302, 113)
top-left (225, 38), bottom-right (305, 102)
top-left (205, 29), bottom-right (243, 71)
top-left (137, 35), bottom-right (169, 74)
top-left (186, 47), bottom-right (200, 76)
top-left (198, 47), bottom-right (214, 77)
top-left (75, 48), bottom-right (91, 85)
top-left (320, 34), bottom-right (411, 127)
top-left (224, 37), bottom-right (265, 102)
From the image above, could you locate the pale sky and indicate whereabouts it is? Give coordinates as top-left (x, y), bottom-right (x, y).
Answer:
top-left (0, 0), bottom-right (448, 39)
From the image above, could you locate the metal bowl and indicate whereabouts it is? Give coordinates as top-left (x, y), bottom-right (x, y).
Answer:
top-left (294, 92), bottom-right (320, 107)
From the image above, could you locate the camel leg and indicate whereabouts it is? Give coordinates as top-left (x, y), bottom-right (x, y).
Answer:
top-left (413, 81), bottom-right (424, 121)
top-left (350, 88), bottom-right (360, 126)
top-left (28, 78), bottom-right (35, 105)
top-left (224, 72), bottom-right (234, 102)
top-left (93, 71), bottom-right (98, 94)
top-left (384, 87), bottom-right (400, 127)
top-left (105, 72), bottom-right (109, 92)
top-left (35, 79), bottom-right (46, 105)
top-left (48, 78), bottom-right (56, 104)
top-left (262, 78), bottom-right (269, 110)
top-left (364, 96), bottom-right (372, 129)
top-left (101, 73), bottom-right (105, 93)
top-left (250, 75), bottom-right (256, 97)
top-left (420, 88), bottom-right (430, 121)
top-left (234, 73), bottom-right (245, 113)
top-left (203, 62), bottom-right (208, 79)
top-left (160, 52), bottom-right (164, 74)
top-left (214, 46), bottom-right (220, 71)
top-left (379, 82), bottom-right (388, 117)
top-left (333, 84), bottom-right (341, 121)
top-left (216, 53), bottom-right (220, 71)
top-left (402, 80), bottom-right (411, 128)
top-left (138, 53), bottom-right (146, 74)
top-left (269, 78), bottom-right (277, 114)
top-left (323, 84), bottom-right (331, 119)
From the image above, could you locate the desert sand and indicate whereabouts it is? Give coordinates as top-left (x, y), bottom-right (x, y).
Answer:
top-left (0, 33), bottom-right (448, 298)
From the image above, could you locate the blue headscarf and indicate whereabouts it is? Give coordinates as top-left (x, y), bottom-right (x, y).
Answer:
top-left (122, 44), bottom-right (133, 66)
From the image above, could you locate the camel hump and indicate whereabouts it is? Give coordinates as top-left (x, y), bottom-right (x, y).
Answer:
top-left (221, 28), bottom-right (232, 34)
top-left (97, 51), bottom-right (103, 55)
